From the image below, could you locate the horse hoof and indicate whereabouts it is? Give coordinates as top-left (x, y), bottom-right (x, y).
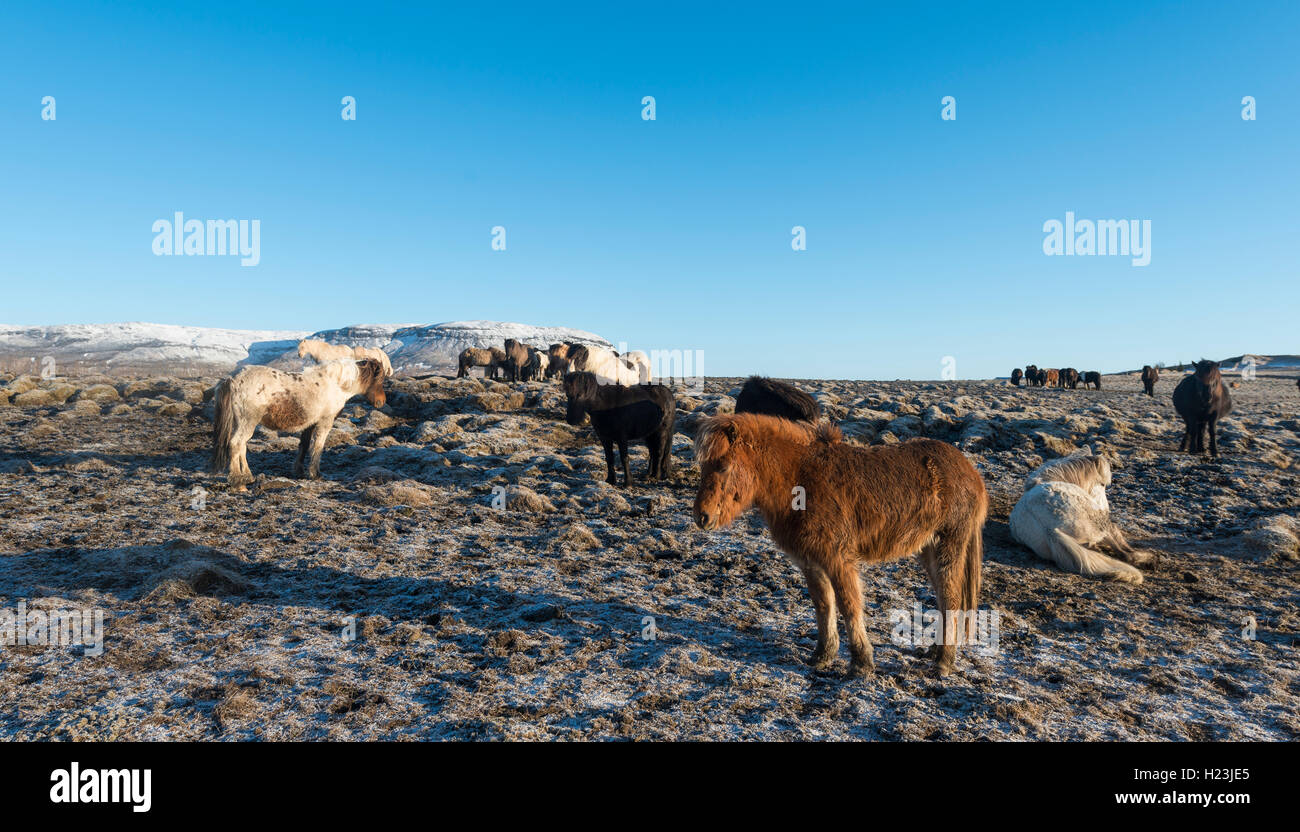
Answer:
top-left (808, 650), bottom-right (837, 670)
top-left (934, 660), bottom-right (955, 677)
top-left (848, 659), bottom-right (874, 678)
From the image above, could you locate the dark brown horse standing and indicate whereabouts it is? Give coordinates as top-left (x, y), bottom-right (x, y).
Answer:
top-left (1060, 368), bottom-right (1080, 389)
top-left (1141, 365), bottom-right (1159, 397)
top-left (693, 414), bottom-right (987, 677)
top-left (1025, 365), bottom-right (1039, 387)
top-left (734, 376), bottom-right (819, 422)
top-left (502, 339), bottom-right (530, 382)
top-left (1010, 368), bottom-right (1023, 386)
top-left (1173, 360), bottom-right (1232, 457)
top-left (564, 372), bottom-right (674, 486)
top-left (1082, 370), bottom-right (1102, 390)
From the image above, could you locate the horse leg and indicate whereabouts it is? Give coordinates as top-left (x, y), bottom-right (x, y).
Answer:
top-left (827, 560), bottom-right (872, 676)
top-left (1103, 527), bottom-right (1153, 567)
top-left (230, 421), bottom-right (257, 487)
top-left (800, 564), bottom-right (839, 669)
top-left (920, 538), bottom-right (966, 676)
top-left (1208, 415), bottom-right (1220, 458)
top-left (659, 425), bottom-right (674, 478)
top-left (645, 432), bottom-right (662, 479)
top-left (618, 437), bottom-right (632, 486)
top-left (601, 436), bottom-right (618, 486)
top-left (306, 419), bottom-right (331, 479)
top-left (293, 425), bottom-right (317, 478)
top-left (1178, 419), bottom-right (1191, 453)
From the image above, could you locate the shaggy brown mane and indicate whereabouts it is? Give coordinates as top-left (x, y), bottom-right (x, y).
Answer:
top-left (695, 413), bottom-right (817, 463)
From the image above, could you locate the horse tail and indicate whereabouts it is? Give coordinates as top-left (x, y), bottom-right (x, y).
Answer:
top-left (958, 499), bottom-right (986, 644)
top-left (210, 379), bottom-right (235, 474)
top-left (1047, 529), bottom-right (1142, 584)
top-left (964, 519), bottom-right (983, 623)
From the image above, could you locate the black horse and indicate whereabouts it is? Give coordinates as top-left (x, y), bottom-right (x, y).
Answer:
top-left (734, 376), bottom-right (819, 422)
top-left (1172, 360), bottom-right (1232, 457)
top-left (564, 372), bottom-right (674, 486)
top-left (1082, 370), bottom-right (1102, 390)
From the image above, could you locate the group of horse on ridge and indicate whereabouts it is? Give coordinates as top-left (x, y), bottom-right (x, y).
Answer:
top-left (202, 336), bottom-right (1247, 678)
top-left (1013, 365), bottom-right (1102, 390)
top-left (1013, 361), bottom-right (1233, 459)
top-left (456, 340), bottom-right (652, 385)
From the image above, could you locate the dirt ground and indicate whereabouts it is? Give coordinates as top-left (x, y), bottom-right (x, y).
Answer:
top-left (1, 369), bottom-right (1297, 740)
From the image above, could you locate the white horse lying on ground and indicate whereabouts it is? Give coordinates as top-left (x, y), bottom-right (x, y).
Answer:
top-left (211, 358), bottom-right (387, 488)
top-left (571, 345), bottom-right (642, 386)
top-left (298, 338), bottom-right (394, 378)
top-left (1009, 449), bottom-right (1153, 584)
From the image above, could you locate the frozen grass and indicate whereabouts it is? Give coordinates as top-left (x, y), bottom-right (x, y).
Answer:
top-left (0, 370), bottom-right (1296, 740)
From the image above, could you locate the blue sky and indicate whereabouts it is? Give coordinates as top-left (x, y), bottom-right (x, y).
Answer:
top-left (2, 0), bottom-right (1296, 378)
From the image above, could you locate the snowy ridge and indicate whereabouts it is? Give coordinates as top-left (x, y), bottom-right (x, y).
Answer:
top-left (0, 322), bottom-right (309, 376)
top-left (0, 321), bottom-right (612, 377)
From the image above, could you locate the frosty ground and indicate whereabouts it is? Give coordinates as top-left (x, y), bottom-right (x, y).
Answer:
top-left (0, 370), bottom-right (1297, 740)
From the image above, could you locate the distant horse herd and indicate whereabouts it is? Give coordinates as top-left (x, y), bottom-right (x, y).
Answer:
top-left (1015, 364), bottom-right (1102, 390)
top-left (203, 339), bottom-right (1253, 677)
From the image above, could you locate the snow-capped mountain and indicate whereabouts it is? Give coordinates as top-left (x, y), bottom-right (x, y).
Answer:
top-left (0, 322), bottom-right (309, 376)
top-left (0, 321), bottom-right (612, 377)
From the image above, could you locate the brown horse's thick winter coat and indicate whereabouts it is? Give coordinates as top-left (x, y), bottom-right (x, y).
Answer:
top-left (693, 414), bottom-right (988, 676)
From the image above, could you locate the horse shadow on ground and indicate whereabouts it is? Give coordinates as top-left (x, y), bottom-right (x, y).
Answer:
top-left (0, 541), bottom-right (796, 676)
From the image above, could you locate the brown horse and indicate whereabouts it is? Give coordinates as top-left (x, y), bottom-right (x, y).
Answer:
top-left (1044, 369), bottom-right (1060, 388)
top-left (457, 347), bottom-right (500, 379)
top-left (502, 339), bottom-right (531, 382)
top-left (1141, 365), bottom-right (1159, 397)
top-left (1025, 365), bottom-right (1039, 386)
top-left (693, 414), bottom-right (988, 676)
top-left (546, 343), bottom-right (574, 379)
top-left (1060, 368), bottom-right (1080, 389)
